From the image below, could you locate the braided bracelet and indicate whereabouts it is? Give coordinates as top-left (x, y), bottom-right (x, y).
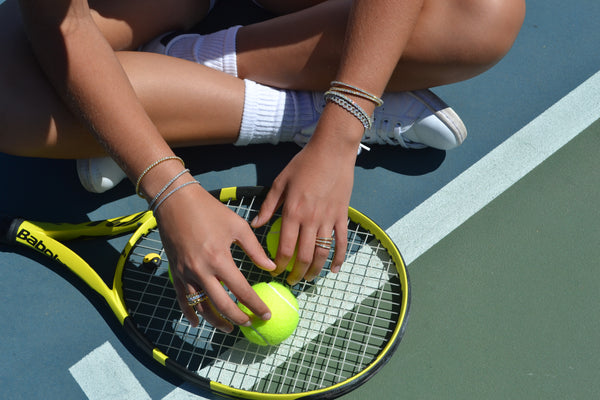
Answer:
top-left (324, 90), bottom-right (373, 131)
top-left (147, 168), bottom-right (190, 211)
top-left (330, 81), bottom-right (383, 107)
top-left (151, 180), bottom-right (201, 214)
top-left (135, 156), bottom-right (185, 198)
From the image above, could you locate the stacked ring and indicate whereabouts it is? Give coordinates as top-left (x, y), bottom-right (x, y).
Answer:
top-left (315, 236), bottom-right (334, 250)
top-left (186, 291), bottom-right (208, 306)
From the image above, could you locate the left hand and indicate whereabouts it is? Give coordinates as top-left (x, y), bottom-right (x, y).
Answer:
top-left (251, 112), bottom-right (360, 285)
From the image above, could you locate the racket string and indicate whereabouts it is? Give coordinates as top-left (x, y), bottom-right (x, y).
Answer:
top-left (121, 196), bottom-right (406, 395)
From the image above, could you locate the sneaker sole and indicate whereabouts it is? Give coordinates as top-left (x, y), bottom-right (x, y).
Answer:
top-left (409, 89), bottom-right (467, 146)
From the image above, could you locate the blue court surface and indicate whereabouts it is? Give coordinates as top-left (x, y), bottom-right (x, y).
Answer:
top-left (1, 1), bottom-right (599, 399)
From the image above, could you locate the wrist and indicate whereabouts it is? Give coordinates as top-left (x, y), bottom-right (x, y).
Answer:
top-left (137, 158), bottom-right (196, 203)
top-left (310, 104), bottom-right (367, 153)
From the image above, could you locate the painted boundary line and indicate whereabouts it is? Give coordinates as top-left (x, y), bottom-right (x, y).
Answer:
top-left (69, 342), bottom-right (151, 400)
top-left (387, 70), bottom-right (600, 265)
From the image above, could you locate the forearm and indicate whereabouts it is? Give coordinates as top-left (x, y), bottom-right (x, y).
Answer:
top-left (337, 0), bottom-right (423, 95)
top-left (19, 0), bottom-right (177, 194)
top-left (313, 0), bottom-right (423, 149)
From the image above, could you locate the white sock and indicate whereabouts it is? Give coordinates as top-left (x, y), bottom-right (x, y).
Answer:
top-left (164, 26), bottom-right (240, 77)
top-left (237, 80), bottom-right (318, 145)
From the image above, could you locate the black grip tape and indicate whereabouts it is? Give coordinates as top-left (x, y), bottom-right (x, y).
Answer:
top-left (0, 216), bottom-right (24, 245)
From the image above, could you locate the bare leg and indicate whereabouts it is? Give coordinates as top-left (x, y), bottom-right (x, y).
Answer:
top-left (0, 0), bottom-right (243, 158)
top-left (237, 0), bottom-right (526, 90)
top-left (0, 0), bottom-right (525, 158)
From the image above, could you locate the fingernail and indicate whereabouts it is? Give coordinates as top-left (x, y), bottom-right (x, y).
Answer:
top-left (261, 312), bottom-right (271, 321)
top-left (242, 320), bottom-right (252, 327)
top-left (251, 216), bottom-right (259, 227)
top-left (331, 265), bottom-right (341, 273)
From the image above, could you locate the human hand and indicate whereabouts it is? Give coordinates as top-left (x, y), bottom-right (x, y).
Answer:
top-left (153, 184), bottom-right (276, 332)
top-left (251, 122), bottom-right (358, 285)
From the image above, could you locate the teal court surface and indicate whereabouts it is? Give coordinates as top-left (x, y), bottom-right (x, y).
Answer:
top-left (1, 1), bottom-right (599, 399)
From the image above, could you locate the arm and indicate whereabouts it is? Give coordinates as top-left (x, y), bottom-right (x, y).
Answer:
top-left (18, 0), bottom-right (275, 331)
top-left (254, 0), bottom-right (423, 284)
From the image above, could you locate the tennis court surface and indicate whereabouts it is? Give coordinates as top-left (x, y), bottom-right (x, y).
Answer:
top-left (1, 0), bottom-right (598, 399)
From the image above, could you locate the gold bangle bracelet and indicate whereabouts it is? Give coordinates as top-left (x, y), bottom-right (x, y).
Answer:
top-left (135, 156), bottom-right (185, 198)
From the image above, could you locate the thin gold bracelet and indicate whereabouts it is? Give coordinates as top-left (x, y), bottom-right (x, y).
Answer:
top-left (135, 156), bottom-right (185, 198)
top-left (330, 81), bottom-right (383, 107)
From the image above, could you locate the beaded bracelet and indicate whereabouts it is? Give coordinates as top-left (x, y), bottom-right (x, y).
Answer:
top-left (147, 168), bottom-right (190, 211)
top-left (324, 90), bottom-right (373, 131)
top-left (151, 180), bottom-right (201, 214)
top-left (135, 156), bottom-right (185, 198)
top-left (330, 81), bottom-right (383, 107)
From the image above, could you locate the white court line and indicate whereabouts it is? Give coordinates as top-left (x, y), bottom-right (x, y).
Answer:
top-left (387, 71), bottom-right (600, 265)
top-left (71, 71), bottom-right (600, 400)
top-left (69, 341), bottom-right (151, 400)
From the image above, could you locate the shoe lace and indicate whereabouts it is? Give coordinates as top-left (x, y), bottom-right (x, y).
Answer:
top-left (364, 117), bottom-right (408, 146)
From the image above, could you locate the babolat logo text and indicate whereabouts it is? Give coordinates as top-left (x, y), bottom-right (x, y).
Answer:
top-left (16, 229), bottom-right (61, 262)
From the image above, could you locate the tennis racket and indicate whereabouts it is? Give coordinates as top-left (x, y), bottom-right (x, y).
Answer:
top-left (0, 186), bottom-right (410, 399)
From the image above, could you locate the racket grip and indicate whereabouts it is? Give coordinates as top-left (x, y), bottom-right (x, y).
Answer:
top-left (0, 216), bottom-right (24, 245)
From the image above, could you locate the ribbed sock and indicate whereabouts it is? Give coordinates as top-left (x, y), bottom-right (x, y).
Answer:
top-left (165, 26), bottom-right (240, 77)
top-left (237, 80), bottom-right (317, 145)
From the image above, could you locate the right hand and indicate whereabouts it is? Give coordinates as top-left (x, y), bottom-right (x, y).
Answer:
top-left (153, 183), bottom-right (277, 332)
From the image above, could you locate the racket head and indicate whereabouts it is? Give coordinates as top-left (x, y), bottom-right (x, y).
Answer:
top-left (117, 186), bottom-right (410, 399)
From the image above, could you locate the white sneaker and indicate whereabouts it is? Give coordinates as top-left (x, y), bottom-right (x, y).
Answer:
top-left (77, 157), bottom-right (127, 193)
top-left (295, 89), bottom-right (467, 151)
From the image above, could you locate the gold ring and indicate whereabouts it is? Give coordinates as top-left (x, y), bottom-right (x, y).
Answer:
top-left (186, 291), bottom-right (208, 306)
top-left (315, 236), bottom-right (334, 250)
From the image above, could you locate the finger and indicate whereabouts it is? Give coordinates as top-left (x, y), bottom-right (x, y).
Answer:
top-left (224, 268), bottom-right (272, 322)
top-left (173, 279), bottom-right (200, 327)
top-left (251, 185), bottom-right (284, 228)
top-left (235, 224), bottom-right (276, 272)
top-left (202, 272), bottom-right (261, 327)
top-left (331, 220), bottom-right (348, 273)
top-left (194, 298), bottom-right (234, 333)
top-left (175, 278), bottom-right (233, 332)
top-left (286, 225), bottom-right (318, 286)
top-left (305, 228), bottom-right (334, 282)
top-left (274, 215), bottom-right (300, 276)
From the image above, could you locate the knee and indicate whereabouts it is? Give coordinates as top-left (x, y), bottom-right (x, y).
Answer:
top-left (459, 0), bottom-right (526, 69)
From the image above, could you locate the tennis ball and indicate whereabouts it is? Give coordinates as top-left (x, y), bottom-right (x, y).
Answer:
top-left (238, 282), bottom-right (299, 346)
top-left (266, 217), bottom-right (295, 272)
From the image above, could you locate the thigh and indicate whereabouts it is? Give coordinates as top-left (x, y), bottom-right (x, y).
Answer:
top-left (0, 0), bottom-right (214, 157)
top-left (0, 1), bottom-right (97, 157)
top-left (89, 0), bottom-right (212, 50)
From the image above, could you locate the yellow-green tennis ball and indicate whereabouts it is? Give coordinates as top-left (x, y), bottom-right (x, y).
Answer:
top-left (238, 282), bottom-right (299, 346)
top-left (266, 217), bottom-right (295, 272)
top-left (168, 264), bottom-right (173, 285)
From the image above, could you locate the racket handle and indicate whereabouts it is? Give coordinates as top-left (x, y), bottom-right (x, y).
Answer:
top-left (0, 216), bottom-right (24, 245)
